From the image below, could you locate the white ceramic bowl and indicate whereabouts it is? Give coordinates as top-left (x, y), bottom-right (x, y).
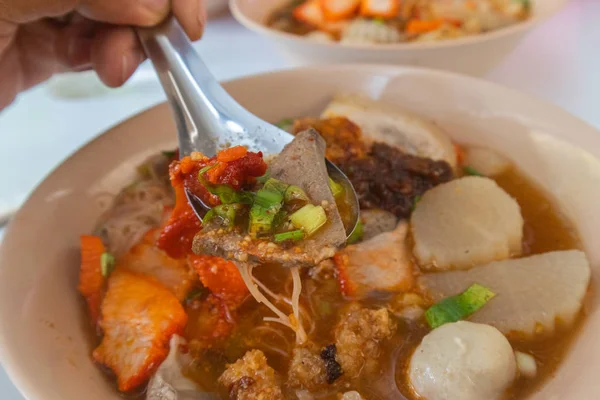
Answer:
top-left (231, 0), bottom-right (568, 75)
top-left (1, 65), bottom-right (600, 400)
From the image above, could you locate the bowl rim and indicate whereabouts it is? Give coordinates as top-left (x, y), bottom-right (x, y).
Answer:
top-left (230, 0), bottom-right (569, 51)
top-left (1, 62), bottom-right (598, 400)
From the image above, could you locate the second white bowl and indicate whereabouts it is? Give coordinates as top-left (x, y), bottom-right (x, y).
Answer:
top-left (230, 0), bottom-right (568, 76)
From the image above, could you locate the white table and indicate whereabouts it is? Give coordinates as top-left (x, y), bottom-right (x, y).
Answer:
top-left (0, 0), bottom-right (599, 397)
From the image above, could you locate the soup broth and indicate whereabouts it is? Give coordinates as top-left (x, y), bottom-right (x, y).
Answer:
top-left (180, 167), bottom-right (585, 399)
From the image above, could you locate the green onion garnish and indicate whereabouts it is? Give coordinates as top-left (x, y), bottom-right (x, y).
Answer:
top-left (162, 150), bottom-right (177, 158)
top-left (203, 204), bottom-right (242, 228)
top-left (185, 286), bottom-right (207, 303)
top-left (328, 178), bottom-right (344, 199)
top-left (101, 252), bottom-right (115, 278)
top-left (262, 178), bottom-right (289, 195)
top-left (274, 229), bottom-right (305, 242)
top-left (198, 164), bottom-right (252, 205)
top-left (254, 188), bottom-right (284, 208)
top-left (290, 204), bottom-right (327, 237)
top-left (425, 283), bottom-right (496, 329)
top-left (249, 185), bottom-right (285, 238)
top-left (284, 185), bottom-right (310, 205)
top-left (275, 118), bottom-right (294, 130)
top-left (256, 170), bottom-right (271, 183)
top-left (373, 17), bottom-right (385, 25)
top-left (411, 195), bottom-right (422, 212)
top-left (463, 166), bottom-right (485, 177)
top-left (346, 220), bottom-right (364, 244)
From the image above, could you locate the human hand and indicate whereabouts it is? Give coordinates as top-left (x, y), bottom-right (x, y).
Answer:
top-left (0, 0), bottom-right (206, 110)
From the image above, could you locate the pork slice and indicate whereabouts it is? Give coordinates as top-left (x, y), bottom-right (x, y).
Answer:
top-left (334, 222), bottom-right (415, 298)
top-left (192, 229), bottom-right (314, 268)
top-left (270, 128), bottom-right (347, 251)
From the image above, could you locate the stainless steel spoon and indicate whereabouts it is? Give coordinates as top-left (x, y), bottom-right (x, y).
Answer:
top-left (136, 18), bottom-right (359, 237)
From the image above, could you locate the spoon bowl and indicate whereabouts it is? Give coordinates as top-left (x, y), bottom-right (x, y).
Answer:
top-left (137, 18), bottom-right (360, 237)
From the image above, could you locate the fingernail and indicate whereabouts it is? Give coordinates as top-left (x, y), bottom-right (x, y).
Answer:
top-left (198, 3), bottom-right (207, 26)
top-left (121, 51), bottom-right (145, 84)
top-left (198, 5), bottom-right (206, 38)
top-left (121, 54), bottom-right (130, 85)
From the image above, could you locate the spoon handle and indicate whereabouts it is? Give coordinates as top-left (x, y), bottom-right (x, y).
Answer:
top-left (137, 18), bottom-right (262, 157)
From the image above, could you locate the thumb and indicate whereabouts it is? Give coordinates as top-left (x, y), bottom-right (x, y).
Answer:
top-left (76, 0), bottom-right (170, 27)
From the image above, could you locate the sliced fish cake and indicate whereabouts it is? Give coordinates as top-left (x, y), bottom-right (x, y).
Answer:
top-left (411, 176), bottom-right (523, 270)
top-left (418, 250), bottom-right (591, 336)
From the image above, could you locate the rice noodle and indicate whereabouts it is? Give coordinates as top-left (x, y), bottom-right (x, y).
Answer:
top-left (291, 267), bottom-right (307, 340)
top-left (235, 262), bottom-right (308, 344)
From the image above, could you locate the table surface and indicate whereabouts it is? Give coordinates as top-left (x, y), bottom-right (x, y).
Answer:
top-left (1, 0), bottom-right (599, 397)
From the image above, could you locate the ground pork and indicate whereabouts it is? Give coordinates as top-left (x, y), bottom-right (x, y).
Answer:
top-left (218, 350), bottom-right (284, 400)
top-left (334, 304), bottom-right (397, 379)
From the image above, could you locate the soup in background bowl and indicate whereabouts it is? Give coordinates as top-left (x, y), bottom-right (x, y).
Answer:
top-left (1, 65), bottom-right (600, 400)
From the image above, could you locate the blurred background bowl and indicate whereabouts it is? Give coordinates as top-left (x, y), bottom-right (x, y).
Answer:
top-left (230, 0), bottom-right (569, 76)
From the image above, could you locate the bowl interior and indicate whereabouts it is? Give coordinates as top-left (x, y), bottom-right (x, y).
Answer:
top-left (231, 0), bottom-right (568, 49)
top-left (2, 65), bottom-right (600, 400)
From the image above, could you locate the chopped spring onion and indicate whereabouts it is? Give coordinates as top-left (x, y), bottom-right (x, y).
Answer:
top-left (185, 286), bottom-right (207, 303)
top-left (198, 165), bottom-right (253, 204)
top-left (328, 178), bottom-right (344, 198)
top-left (373, 17), bottom-right (385, 25)
top-left (101, 252), bottom-right (115, 278)
top-left (518, 0), bottom-right (532, 11)
top-left (276, 118), bottom-right (294, 130)
top-left (249, 186), bottom-right (284, 238)
top-left (162, 150), bottom-right (177, 158)
top-left (274, 229), bottom-right (305, 243)
top-left (425, 283), bottom-right (496, 329)
top-left (411, 195), bottom-right (422, 212)
top-left (273, 210), bottom-right (289, 229)
top-left (284, 185), bottom-right (310, 205)
top-left (346, 220), bottom-right (364, 244)
top-left (202, 204), bottom-right (242, 227)
top-left (263, 178), bottom-right (289, 195)
top-left (256, 170), bottom-right (271, 183)
top-left (463, 165), bottom-right (485, 177)
top-left (254, 188), bottom-right (284, 208)
top-left (290, 204), bottom-right (327, 237)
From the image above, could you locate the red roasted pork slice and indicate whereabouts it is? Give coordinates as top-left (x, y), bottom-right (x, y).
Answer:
top-left (335, 222), bottom-right (415, 297)
top-left (93, 270), bottom-right (187, 392)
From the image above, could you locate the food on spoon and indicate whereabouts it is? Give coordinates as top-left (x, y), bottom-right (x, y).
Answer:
top-left (408, 321), bottom-right (517, 400)
top-left (335, 222), bottom-right (414, 297)
top-left (411, 176), bottom-right (524, 270)
top-left (418, 250), bottom-right (591, 336)
top-left (192, 129), bottom-right (348, 267)
top-left (267, 0), bottom-right (531, 44)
